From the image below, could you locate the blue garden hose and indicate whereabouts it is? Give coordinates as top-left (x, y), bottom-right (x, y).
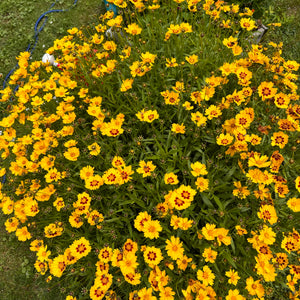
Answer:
top-left (2, 0), bottom-right (79, 90)
top-left (103, 0), bottom-right (118, 15)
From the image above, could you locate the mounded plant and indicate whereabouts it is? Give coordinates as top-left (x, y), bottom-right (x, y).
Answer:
top-left (0, 0), bottom-right (300, 299)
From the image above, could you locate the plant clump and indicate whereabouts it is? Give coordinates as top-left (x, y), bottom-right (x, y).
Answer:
top-left (0, 0), bottom-right (300, 299)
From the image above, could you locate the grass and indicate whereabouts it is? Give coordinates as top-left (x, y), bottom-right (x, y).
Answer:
top-left (0, 0), bottom-right (299, 299)
top-left (0, 0), bottom-right (105, 88)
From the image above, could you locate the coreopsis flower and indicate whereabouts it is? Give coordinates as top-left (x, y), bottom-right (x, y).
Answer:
top-left (34, 260), bottom-right (48, 275)
top-left (197, 265), bottom-right (215, 286)
top-left (161, 90), bottom-right (180, 105)
top-left (85, 175), bottom-right (103, 190)
top-left (271, 131), bottom-right (289, 149)
top-left (69, 237), bottom-right (91, 260)
top-left (134, 211), bottom-right (152, 232)
top-left (223, 36), bottom-right (238, 48)
top-left (159, 287), bottom-right (175, 300)
top-left (165, 236), bottom-right (184, 260)
top-left (287, 197), bottom-right (300, 212)
top-left (143, 219), bottom-right (162, 239)
top-left (225, 269), bottom-right (240, 285)
top-left (50, 255), bottom-right (66, 277)
top-left (240, 18), bottom-right (256, 31)
top-left (119, 252), bottom-right (139, 274)
top-left (88, 142), bottom-right (101, 156)
top-left (102, 168), bottom-right (122, 185)
top-left (273, 252), bottom-right (289, 270)
top-left (98, 247), bottom-right (113, 263)
top-left (144, 246), bottom-right (163, 267)
top-left (232, 181), bottom-right (250, 199)
top-left (136, 109), bottom-right (159, 123)
top-left (191, 111), bottom-right (207, 127)
top-left (281, 236), bottom-right (298, 253)
top-left (171, 123), bottom-right (185, 134)
top-left (205, 105), bottom-right (222, 120)
top-left (63, 146), bottom-right (80, 161)
top-left (235, 225), bottom-right (248, 236)
top-left (202, 223), bottom-right (217, 241)
top-left (165, 57), bottom-right (178, 67)
top-left (226, 289), bottom-right (246, 300)
top-left (164, 172), bottom-right (179, 185)
top-left (69, 212), bottom-right (83, 228)
top-left (15, 226), bottom-right (31, 241)
top-left (120, 78), bottom-right (134, 92)
top-left (123, 271), bottom-right (141, 285)
top-left (258, 81), bottom-right (277, 100)
top-left (4, 217), bottom-right (19, 233)
top-left (216, 133), bottom-right (234, 146)
top-left (124, 23), bottom-right (142, 35)
top-left (185, 54), bottom-right (198, 64)
top-left (195, 177), bottom-right (209, 192)
top-left (258, 225), bottom-right (276, 245)
top-left (257, 205), bottom-right (278, 224)
top-left (248, 153), bottom-right (271, 168)
top-left (176, 255), bottom-right (192, 271)
top-left (295, 176), bottom-right (300, 192)
top-left (202, 247), bottom-right (218, 263)
top-left (190, 162), bottom-right (208, 177)
top-left (80, 165), bottom-right (94, 180)
top-left (136, 160), bottom-right (156, 177)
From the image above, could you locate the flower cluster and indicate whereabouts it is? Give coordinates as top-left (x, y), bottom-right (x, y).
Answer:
top-left (1, 0), bottom-right (300, 299)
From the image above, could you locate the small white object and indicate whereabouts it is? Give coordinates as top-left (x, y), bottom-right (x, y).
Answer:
top-left (42, 53), bottom-right (58, 66)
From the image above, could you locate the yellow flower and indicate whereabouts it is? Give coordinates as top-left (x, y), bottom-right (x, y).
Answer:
top-left (63, 147), bottom-right (80, 161)
top-left (144, 246), bottom-right (163, 267)
top-left (88, 142), bottom-right (101, 156)
top-left (225, 269), bottom-right (240, 285)
top-left (240, 18), bottom-right (256, 31)
top-left (120, 78), bottom-right (134, 92)
top-left (136, 160), bottom-right (156, 177)
top-left (143, 219), bottom-right (162, 239)
top-left (197, 265), bottom-right (215, 286)
top-left (164, 172), bottom-right (179, 185)
top-left (171, 123), bottom-right (185, 134)
top-left (165, 236), bottom-right (184, 260)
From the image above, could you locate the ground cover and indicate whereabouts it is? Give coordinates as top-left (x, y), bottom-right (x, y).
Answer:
top-left (0, 0), bottom-right (297, 299)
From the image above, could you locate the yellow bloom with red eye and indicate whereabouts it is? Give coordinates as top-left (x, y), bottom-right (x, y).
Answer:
top-left (281, 236), bottom-right (298, 253)
top-left (271, 131), bottom-right (289, 149)
top-left (235, 67), bottom-right (252, 85)
top-left (223, 36), bottom-right (238, 48)
top-left (45, 168), bottom-right (62, 183)
top-left (273, 252), bottom-right (289, 270)
top-left (88, 142), bottom-right (101, 156)
top-left (102, 168), bottom-right (122, 185)
top-left (134, 211), bottom-right (151, 232)
top-left (197, 265), bottom-right (215, 286)
top-left (257, 205), bottom-right (278, 224)
top-left (136, 109), bottom-right (159, 123)
top-left (124, 23), bottom-right (142, 35)
top-left (69, 237), bottom-right (91, 260)
top-left (258, 81), bottom-right (277, 100)
top-left (225, 269), bottom-right (240, 285)
top-left (63, 146), bottom-right (80, 161)
top-left (112, 156), bottom-right (125, 168)
top-left (98, 247), bottom-right (113, 263)
top-left (144, 246), bottom-right (163, 267)
top-left (124, 271), bottom-right (141, 286)
top-left (143, 219), bottom-right (162, 239)
top-left (53, 197), bottom-right (65, 211)
top-left (287, 197), bottom-right (300, 212)
top-left (275, 183), bottom-right (289, 198)
top-left (85, 174), bottom-right (104, 190)
top-left (274, 92), bottom-right (290, 109)
top-left (136, 160), bottom-right (156, 177)
top-left (240, 18), bottom-right (256, 31)
top-left (283, 60), bottom-right (300, 72)
top-left (171, 123), bottom-right (185, 134)
top-left (161, 90), bottom-right (180, 105)
top-left (216, 133), bottom-right (234, 146)
top-left (205, 105), bottom-right (222, 120)
top-left (164, 172), bottom-right (179, 185)
top-left (120, 78), bottom-right (134, 92)
top-left (295, 176), bottom-right (300, 192)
